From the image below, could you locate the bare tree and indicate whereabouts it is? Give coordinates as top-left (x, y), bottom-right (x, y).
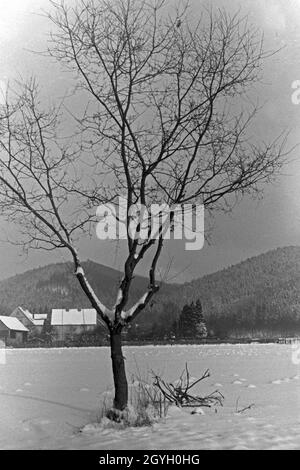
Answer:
top-left (0, 0), bottom-right (291, 418)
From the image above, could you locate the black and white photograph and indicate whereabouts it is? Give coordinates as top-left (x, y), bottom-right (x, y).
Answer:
top-left (0, 0), bottom-right (300, 453)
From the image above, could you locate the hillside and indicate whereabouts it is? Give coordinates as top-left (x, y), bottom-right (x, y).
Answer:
top-left (0, 260), bottom-right (166, 314)
top-left (1, 246), bottom-right (300, 337)
top-left (173, 245), bottom-right (300, 305)
top-left (174, 246), bottom-right (300, 336)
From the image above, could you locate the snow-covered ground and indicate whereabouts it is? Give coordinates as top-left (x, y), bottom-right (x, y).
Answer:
top-left (0, 344), bottom-right (299, 449)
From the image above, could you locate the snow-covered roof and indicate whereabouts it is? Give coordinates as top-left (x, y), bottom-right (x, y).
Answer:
top-left (17, 307), bottom-right (34, 322)
top-left (51, 309), bottom-right (97, 326)
top-left (33, 314), bottom-right (47, 320)
top-left (32, 320), bottom-right (45, 326)
top-left (0, 316), bottom-right (29, 332)
top-left (11, 307), bottom-right (45, 326)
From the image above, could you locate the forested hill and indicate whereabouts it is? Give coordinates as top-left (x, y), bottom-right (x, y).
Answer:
top-left (1, 246), bottom-right (300, 336)
top-left (0, 260), bottom-right (170, 315)
top-left (174, 246), bottom-right (300, 335)
top-left (175, 246), bottom-right (300, 309)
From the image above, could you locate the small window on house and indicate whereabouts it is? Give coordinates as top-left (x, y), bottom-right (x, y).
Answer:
top-left (10, 331), bottom-right (16, 339)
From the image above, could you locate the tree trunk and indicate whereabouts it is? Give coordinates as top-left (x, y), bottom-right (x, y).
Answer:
top-left (110, 330), bottom-right (128, 412)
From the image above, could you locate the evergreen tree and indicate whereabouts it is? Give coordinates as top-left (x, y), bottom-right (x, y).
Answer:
top-left (178, 300), bottom-right (207, 338)
top-left (178, 304), bottom-right (193, 338)
top-left (193, 300), bottom-right (207, 338)
top-left (41, 312), bottom-right (54, 344)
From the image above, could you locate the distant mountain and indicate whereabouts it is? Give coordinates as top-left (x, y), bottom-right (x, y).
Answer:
top-left (0, 260), bottom-right (172, 315)
top-left (1, 246), bottom-right (300, 336)
top-left (171, 246), bottom-right (300, 336)
top-left (172, 245), bottom-right (300, 307)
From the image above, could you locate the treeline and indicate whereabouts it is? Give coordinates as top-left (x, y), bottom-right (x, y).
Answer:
top-left (207, 296), bottom-right (300, 338)
top-left (167, 246), bottom-right (300, 338)
top-left (124, 300), bottom-right (207, 341)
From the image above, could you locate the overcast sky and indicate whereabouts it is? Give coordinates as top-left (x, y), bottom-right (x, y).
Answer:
top-left (0, 0), bottom-right (300, 282)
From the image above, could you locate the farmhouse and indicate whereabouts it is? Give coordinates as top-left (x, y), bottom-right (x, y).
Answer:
top-left (50, 308), bottom-right (98, 341)
top-left (0, 316), bottom-right (29, 345)
top-left (10, 306), bottom-right (46, 334)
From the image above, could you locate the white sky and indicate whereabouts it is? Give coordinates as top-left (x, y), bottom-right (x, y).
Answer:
top-left (1, 0), bottom-right (300, 282)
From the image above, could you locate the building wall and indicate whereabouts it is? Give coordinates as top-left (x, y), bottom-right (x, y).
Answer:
top-left (0, 330), bottom-right (9, 340)
top-left (0, 328), bottom-right (27, 345)
top-left (52, 324), bottom-right (96, 341)
top-left (8, 330), bottom-right (27, 345)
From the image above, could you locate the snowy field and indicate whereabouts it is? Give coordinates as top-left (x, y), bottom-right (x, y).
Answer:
top-left (0, 344), bottom-right (299, 450)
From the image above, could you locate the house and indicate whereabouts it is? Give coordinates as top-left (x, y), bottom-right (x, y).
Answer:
top-left (10, 307), bottom-right (46, 335)
top-left (0, 316), bottom-right (29, 345)
top-left (32, 313), bottom-right (48, 321)
top-left (50, 308), bottom-right (98, 341)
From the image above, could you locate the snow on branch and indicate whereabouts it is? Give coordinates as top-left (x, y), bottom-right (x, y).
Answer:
top-left (121, 292), bottom-right (149, 320)
top-left (75, 264), bottom-right (114, 324)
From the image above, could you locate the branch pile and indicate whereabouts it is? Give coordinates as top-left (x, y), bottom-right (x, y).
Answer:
top-left (152, 363), bottom-right (224, 409)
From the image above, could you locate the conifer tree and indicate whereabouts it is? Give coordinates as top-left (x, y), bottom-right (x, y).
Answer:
top-left (178, 300), bottom-right (207, 338)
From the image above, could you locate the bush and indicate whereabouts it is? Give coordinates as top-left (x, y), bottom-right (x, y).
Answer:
top-left (98, 372), bottom-right (168, 427)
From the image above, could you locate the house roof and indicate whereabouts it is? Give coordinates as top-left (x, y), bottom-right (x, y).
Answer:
top-left (16, 307), bottom-right (34, 322)
top-left (51, 309), bottom-right (97, 326)
top-left (11, 307), bottom-right (46, 326)
top-left (33, 314), bottom-right (47, 320)
top-left (32, 320), bottom-right (45, 326)
top-left (0, 316), bottom-right (29, 332)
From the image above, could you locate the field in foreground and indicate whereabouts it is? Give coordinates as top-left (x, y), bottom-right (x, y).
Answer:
top-left (0, 344), bottom-right (299, 450)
